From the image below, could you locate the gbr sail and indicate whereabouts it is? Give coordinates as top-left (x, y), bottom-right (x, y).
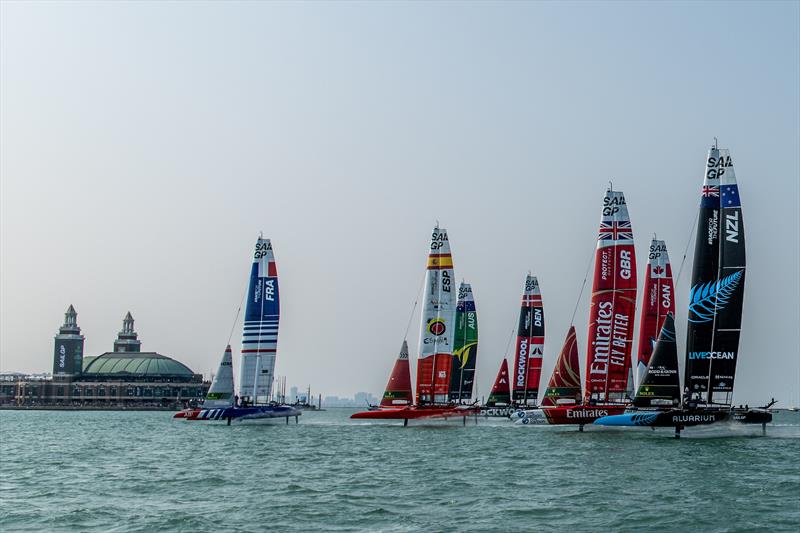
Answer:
top-left (416, 225), bottom-right (456, 404)
top-left (485, 359), bottom-right (511, 406)
top-left (203, 345), bottom-right (234, 408)
top-left (585, 188), bottom-right (637, 404)
top-left (240, 237), bottom-right (279, 403)
top-left (541, 326), bottom-right (581, 407)
top-left (449, 282), bottom-right (478, 402)
top-left (380, 340), bottom-right (413, 407)
top-left (511, 275), bottom-right (545, 405)
top-left (684, 145), bottom-right (746, 406)
top-left (635, 239), bottom-right (675, 389)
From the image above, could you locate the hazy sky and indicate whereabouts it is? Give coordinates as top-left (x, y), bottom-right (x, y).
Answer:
top-left (2, 1), bottom-right (798, 405)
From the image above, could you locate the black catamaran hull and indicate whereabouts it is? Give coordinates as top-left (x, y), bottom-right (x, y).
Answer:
top-left (594, 408), bottom-right (771, 428)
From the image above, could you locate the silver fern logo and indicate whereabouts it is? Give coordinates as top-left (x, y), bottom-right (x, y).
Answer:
top-left (688, 270), bottom-right (744, 323)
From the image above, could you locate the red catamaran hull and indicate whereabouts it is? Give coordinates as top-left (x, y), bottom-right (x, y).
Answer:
top-left (543, 405), bottom-right (627, 424)
top-left (351, 406), bottom-right (480, 420)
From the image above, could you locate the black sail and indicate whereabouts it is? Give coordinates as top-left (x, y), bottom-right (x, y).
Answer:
top-left (633, 313), bottom-right (680, 407)
top-left (684, 146), bottom-right (745, 406)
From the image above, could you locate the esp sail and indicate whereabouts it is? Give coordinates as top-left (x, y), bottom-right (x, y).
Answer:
top-left (203, 345), bottom-right (235, 408)
top-left (485, 359), bottom-right (511, 406)
top-left (684, 145), bottom-right (746, 406)
top-left (240, 237), bottom-right (280, 404)
top-left (633, 313), bottom-right (680, 407)
top-left (511, 275), bottom-right (545, 406)
top-left (635, 239), bottom-right (675, 389)
top-left (449, 282), bottom-right (478, 402)
top-left (380, 340), bottom-right (413, 407)
top-left (416, 225), bottom-right (456, 404)
top-left (541, 326), bottom-right (581, 407)
top-left (585, 188), bottom-right (638, 404)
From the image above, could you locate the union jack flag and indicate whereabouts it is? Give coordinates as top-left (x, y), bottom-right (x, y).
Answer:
top-left (598, 220), bottom-right (633, 241)
top-left (702, 185), bottom-right (719, 197)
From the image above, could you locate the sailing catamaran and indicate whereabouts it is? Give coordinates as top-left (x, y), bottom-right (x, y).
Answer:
top-left (351, 225), bottom-right (479, 424)
top-left (511, 275), bottom-right (545, 407)
top-left (174, 237), bottom-right (301, 424)
top-left (595, 143), bottom-right (772, 434)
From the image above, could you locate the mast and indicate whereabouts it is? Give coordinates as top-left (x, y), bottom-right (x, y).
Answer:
top-left (633, 313), bottom-right (680, 408)
top-left (511, 275), bottom-right (545, 406)
top-left (585, 187), bottom-right (638, 404)
top-left (541, 326), bottom-right (582, 407)
top-left (635, 239), bottom-right (675, 390)
top-left (240, 237), bottom-right (280, 404)
top-left (203, 345), bottom-right (235, 408)
top-left (449, 282), bottom-right (478, 402)
top-left (685, 145), bottom-right (745, 406)
top-left (416, 225), bottom-right (456, 405)
top-left (485, 359), bottom-right (511, 406)
top-left (380, 340), bottom-right (413, 407)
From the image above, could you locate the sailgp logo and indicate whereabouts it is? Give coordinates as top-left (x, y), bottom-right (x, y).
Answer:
top-left (688, 270), bottom-right (743, 323)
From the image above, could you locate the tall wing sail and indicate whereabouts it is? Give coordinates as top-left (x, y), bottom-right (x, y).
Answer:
top-left (512, 275), bottom-right (545, 405)
top-left (633, 313), bottom-right (680, 407)
top-left (635, 239), bottom-right (675, 389)
top-left (203, 345), bottom-right (234, 408)
top-left (380, 340), bottom-right (413, 407)
top-left (541, 326), bottom-right (581, 407)
top-left (486, 359), bottom-right (511, 406)
top-left (585, 189), bottom-right (638, 404)
top-left (416, 226), bottom-right (456, 404)
top-left (449, 282), bottom-right (478, 402)
top-left (685, 147), bottom-right (745, 406)
top-left (240, 237), bottom-right (279, 403)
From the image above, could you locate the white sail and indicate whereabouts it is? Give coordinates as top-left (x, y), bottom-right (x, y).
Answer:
top-left (203, 345), bottom-right (234, 408)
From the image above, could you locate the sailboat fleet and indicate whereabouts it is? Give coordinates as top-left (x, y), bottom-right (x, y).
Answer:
top-left (177, 141), bottom-right (773, 434)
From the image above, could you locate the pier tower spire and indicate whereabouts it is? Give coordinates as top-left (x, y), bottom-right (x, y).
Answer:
top-left (53, 305), bottom-right (85, 376)
top-left (114, 312), bottom-right (141, 352)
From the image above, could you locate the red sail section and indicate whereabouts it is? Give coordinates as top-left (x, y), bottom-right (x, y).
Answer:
top-left (511, 275), bottom-right (545, 405)
top-left (380, 341), bottom-right (413, 407)
top-left (541, 326), bottom-right (582, 407)
top-left (635, 239), bottom-right (675, 389)
top-left (486, 359), bottom-right (511, 406)
top-left (585, 189), bottom-right (638, 404)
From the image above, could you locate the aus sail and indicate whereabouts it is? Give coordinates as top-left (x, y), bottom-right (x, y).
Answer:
top-left (511, 275), bottom-right (545, 406)
top-left (240, 237), bottom-right (279, 404)
top-left (585, 188), bottom-right (637, 404)
top-left (635, 239), bottom-right (675, 389)
top-left (416, 226), bottom-right (456, 404)
top-left (684, 146), bottom-right (745, 406)
top-left (449, 282), bottom-right (478, 402)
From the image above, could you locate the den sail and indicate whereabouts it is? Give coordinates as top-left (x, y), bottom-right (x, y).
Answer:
top-left (511, 275), bottom-right (545, 406)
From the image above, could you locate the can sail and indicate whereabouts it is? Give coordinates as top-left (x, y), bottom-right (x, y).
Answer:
top-left (684, 146), bottom-right (746, 406)
top-left (203, 345), bottom-right (234, 408)
top-left (485, 359), bottom-right (511, 406)
top-left (541, 326), bottom-right (581, 407)
top-left (416, 226), bottom-right (456, 404)
top-left (633, 313), bottom-right (680, 407)
top-left (511, 275), bottom-right (545, 405)
top-left (635, 239), bottom-right (675, 389)
top-left (240, 237), bottom-right (280, 404)
top-left (380, 340), bottom-right (413, 407)
top-left (585, 188), bottom-right (638, 404)
top-left (449, 282), bottom-right (478, 402)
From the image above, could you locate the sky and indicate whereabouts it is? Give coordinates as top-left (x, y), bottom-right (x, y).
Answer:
top-left (1, 1), bottom-right (798, 405)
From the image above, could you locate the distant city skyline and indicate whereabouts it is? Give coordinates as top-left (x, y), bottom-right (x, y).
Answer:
top-left (2, 2), bottom-right (798, 405)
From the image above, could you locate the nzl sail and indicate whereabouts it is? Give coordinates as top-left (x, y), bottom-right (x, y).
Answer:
top-left (380, 340), bottom-right (413, 407)
top-left (635, 239), bottom-right (675, 389)
top-left (685, 145), bottom-right (746, 406)
top-left (633, 313), bottom-right (680, 407)
top-left (204, 345), bottom-right (235, 408)
top-left (511, 275), bottom-right (545, 406)
top-left (541, 326), bottom-right (581, 407)
top-left (240, 237), bottom-right (279, 404)
top-left (449, 282), bottom-right (478, 402)
top-left (486, 359), bottom-right (511, 406)
top-left (585, 188), bottom-right (637, 404)
top-left (416, 226), bottom-right (456, 404)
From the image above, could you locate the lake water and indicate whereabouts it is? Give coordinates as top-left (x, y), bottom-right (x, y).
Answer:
top-left (1, 409), bottom-right (798, 532)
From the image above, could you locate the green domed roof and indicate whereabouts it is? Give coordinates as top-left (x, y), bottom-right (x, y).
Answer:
top-left (82, 352), bottom-right (196, 377)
